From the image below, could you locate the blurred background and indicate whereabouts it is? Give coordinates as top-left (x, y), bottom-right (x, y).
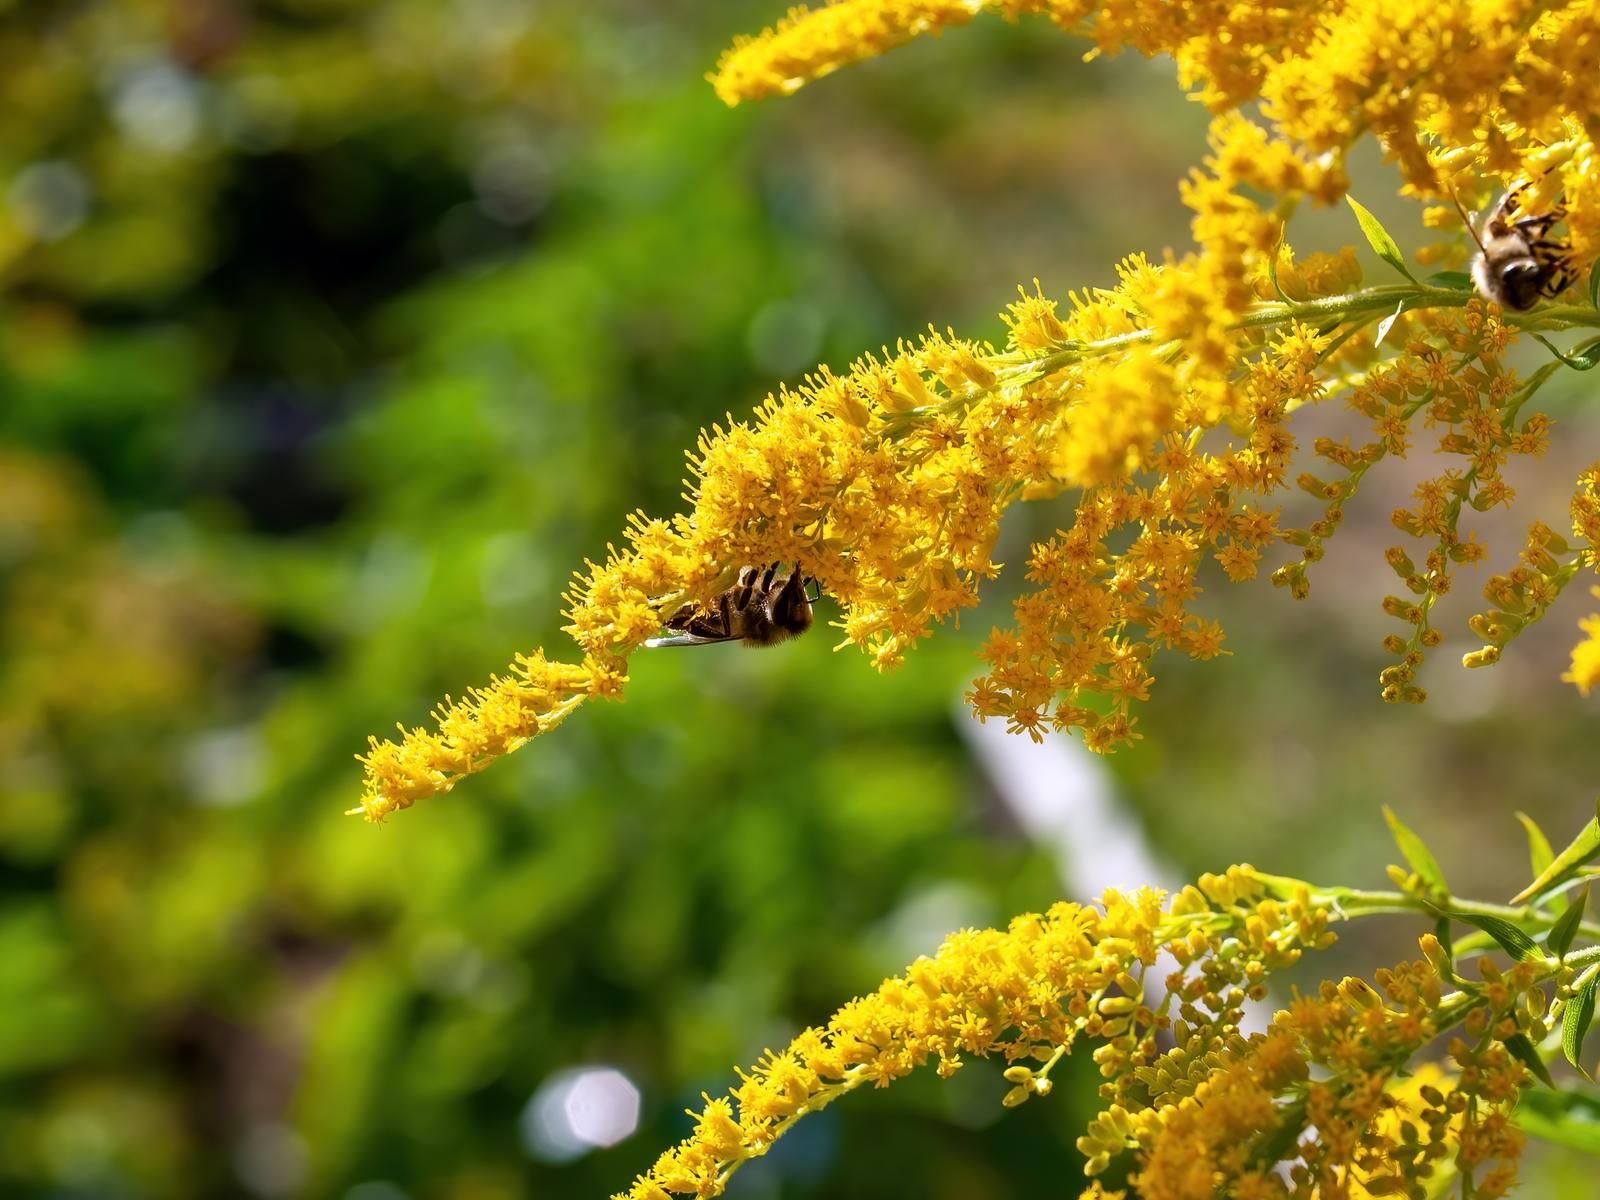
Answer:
top-left (2, 1), bottom-right (1598, 1196)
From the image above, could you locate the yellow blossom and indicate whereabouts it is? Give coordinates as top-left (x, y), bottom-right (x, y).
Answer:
top-left (617, 862), bottom-right (1566, 1199)
top-left (360, 1), bottom-right (1600, 815)
top-left (618, 871), bottom-right (1337, 1200)
top-left (353, 652), bottom-right (595, 821)
top-left (1563, 589), bottom-right (1600, 696)
top-left (710, 0), bottom-right (987, 105)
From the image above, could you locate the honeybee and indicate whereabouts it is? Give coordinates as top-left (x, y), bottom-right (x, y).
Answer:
top-left (1459, 184), bottom-right (1575, 311)
top-left (645, 562), bottom-right (818, 648)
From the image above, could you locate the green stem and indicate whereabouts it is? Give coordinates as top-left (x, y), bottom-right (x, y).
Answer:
top-left (1251, 874), bottom-right (1600, 944)
top-left (895, 283), bottom-right (1600, 438)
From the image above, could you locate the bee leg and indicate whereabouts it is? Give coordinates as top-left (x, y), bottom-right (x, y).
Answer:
top-left (1539, 261), bottom-right (1577, 299)
top-left (779, 562), bottom-right (816, 606)
top-left (771, 564), bottom-right (803, 612)
top-left (767, 564), bottom-right (813, 637)
top-left (1514, 213), bottom-right (1564, 240)
top-left (1527, 235), bottom-right (1572, 260)
top-left (734, 567), bottom-right (757, 612)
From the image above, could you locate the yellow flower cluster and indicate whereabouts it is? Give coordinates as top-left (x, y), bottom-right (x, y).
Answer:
top-left (1271, 302), bottom-right (1565, 699)
top-left (616, 868), bottom-right (1337, 1200)
top-left (716, 0), bottom-right (1600, 378)
top-left (710, 1), bottom-right (1600, 279)
top-left (358, 0), bottom-right (1600, 815)
top-left (616, 861), bottom-right (1571, 1200)
top-left (1105, 951), bottom-right (1531, 1200)
top-left (354, 652), bottom-right (599, 821)
top-left (710, 0), bottom-right (986, 105)
top-left (711, 1), bottom-right (1598, 185)
top-left (1563, 588), bottom-right (1600, 695)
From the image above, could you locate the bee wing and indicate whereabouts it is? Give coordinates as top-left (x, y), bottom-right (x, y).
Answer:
top-left (643, 632), bottom-right (737, 648)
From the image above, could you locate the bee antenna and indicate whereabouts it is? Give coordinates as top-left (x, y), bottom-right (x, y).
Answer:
top-left (1448, 185), bottom-right (1488, 256)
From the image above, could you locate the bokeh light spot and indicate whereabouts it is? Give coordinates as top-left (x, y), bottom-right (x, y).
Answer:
top-left (521, 1066), bottom-right (641, 1163)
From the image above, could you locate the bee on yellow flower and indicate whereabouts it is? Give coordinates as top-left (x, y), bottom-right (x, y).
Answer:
top-left (361, 0), bottom-right (1600, 820)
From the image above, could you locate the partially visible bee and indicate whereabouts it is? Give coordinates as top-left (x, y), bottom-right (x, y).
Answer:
top-left (645, 562), bottom-right (818, 648)
top-left (1457, 184), bottom-right (1575, 311)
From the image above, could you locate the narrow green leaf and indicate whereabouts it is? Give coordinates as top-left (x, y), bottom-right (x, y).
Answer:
top-left (1374, 300), bottom-right (1406, 348)
top-left (1562, 975), bottom-right (1597, 1078)
top-left (1589, 259), bottom-right (1599, 309)
top-left (1531, 333), bottom-right (1600, 370)
top-left (1426, 270), bottom-right (1474, 291)
top-left (1505, 1032), bottom-right (1557, 1088)
top-left (1517, 811), bottom-right (1556, 881)
top-left (1515, 1087), bottom-right (1600, 1154)
top-left (1384, 805), bottom-right (1448, 895)
top-left (1346, 196), bottom-right (1417, 283)
top-left (1550, 885), bottom-right (1590, 960)
top-left (1456, 912), bottom-right (1542, 962)
top-left (1513, 814), bottom-right (1600, 905)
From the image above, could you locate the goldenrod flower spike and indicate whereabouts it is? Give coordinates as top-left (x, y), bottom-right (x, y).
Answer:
top-left (352, 652), bottom-right (600, 822)
top-left (361, 1), bottom-right (1600, 816)
top-left (359, 277), bottom-right (1600, 814)
top-left (618, 860), bottom-right (1571, 1199)
top-left (617, 870), bottom-right (1339, 1200)
top-left (710, 1), bottom-right (990, 105)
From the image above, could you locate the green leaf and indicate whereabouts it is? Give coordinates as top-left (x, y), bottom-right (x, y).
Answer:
top-left (1550, 885), bottom-right (1590, 960)
top-left (1517, 811), bottom-right (1556, 881)
top-left (1426, 270), bottom-right (1475, 291)
top-left (1513, 812), bottom-right (1600, 905)
top-left (1530, 333), bottom-right (1600, 370)
top-left (1563, 974), bottom-right (1597, 1079)
top-left (1456, 912), bottom-right (1542, 962)
top-left (1384, 805), bottom-right (1448, 895)
top-left (1515, 1087), bottom-right (1600, 1154)
top-left (1589, 259), bottom-right (1599, 309)
top-left (1374, 300), bottom-right (1406, 348)
top-left (1346, 196), bottom-right (1417, 283)
top-left (1505, 1032), bottom-right (1557, 1088)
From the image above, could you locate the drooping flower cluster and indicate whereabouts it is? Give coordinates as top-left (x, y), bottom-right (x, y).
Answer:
top-left (357, 0), bottom-right (1600, 818)
top-left (1097, 946), bottom-right (1540, 1200)
top-left (614, 859), bottom-right (1575, 1200)
top-left (709, 0), bottom-right (988, 105)
top-left (616, 868), bottom-right (1338, 1200)
top-left (353, 651), bottom-right (601, 820)
top-left (711, 1), bottom-right (1600, 338)
top-left (1274, 302), bottom-right (1572, 699)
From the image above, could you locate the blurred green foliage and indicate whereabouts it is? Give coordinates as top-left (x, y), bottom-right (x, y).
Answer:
top-left (1, 2), bottom-right (1597, 1197)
